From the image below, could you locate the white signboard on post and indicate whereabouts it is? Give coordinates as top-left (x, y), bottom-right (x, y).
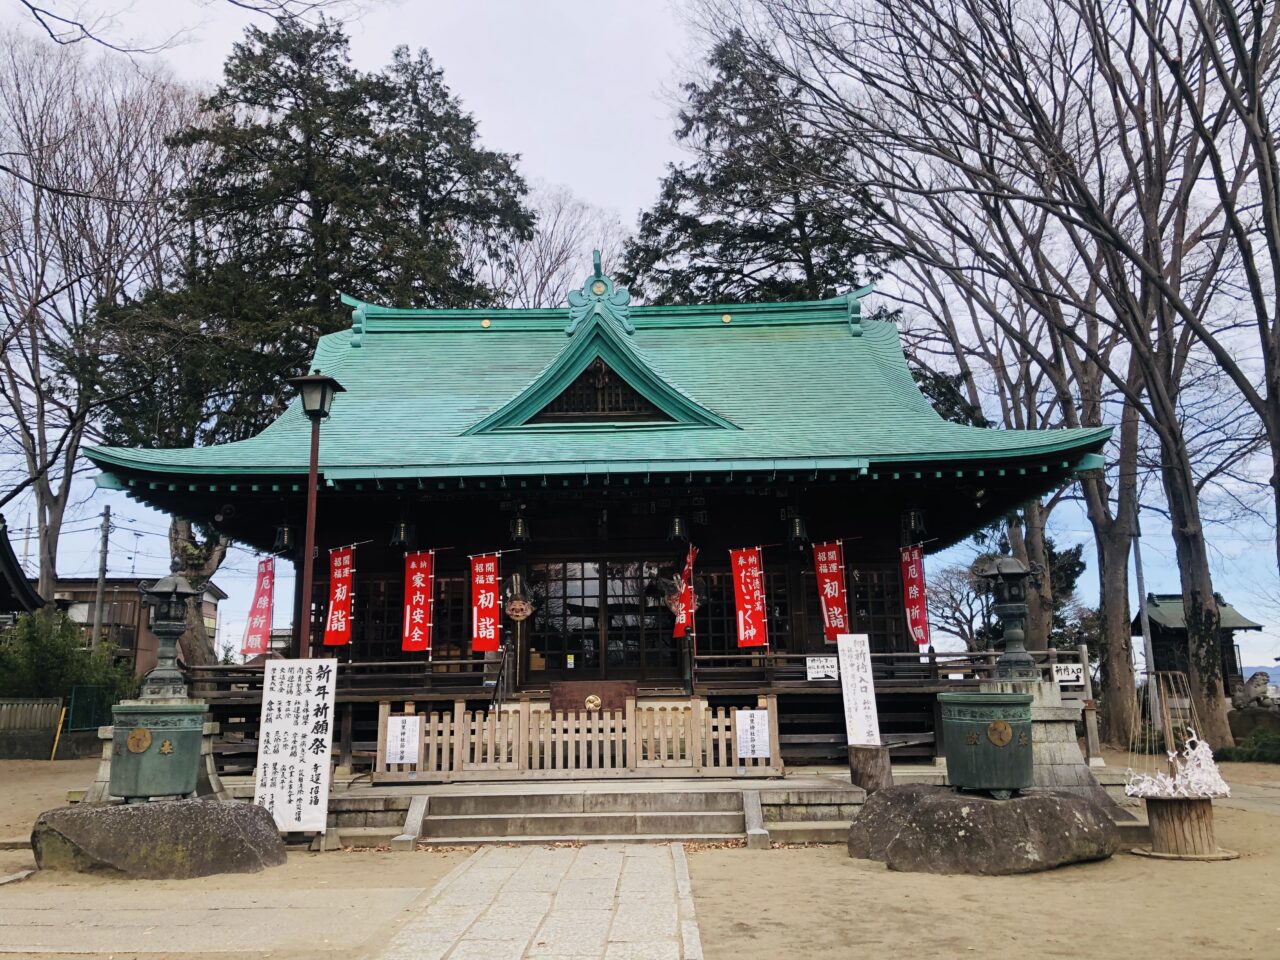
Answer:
top-left (806, 655), bottom-right (838, 681)
top-left (837, 633), bottom-right (881, 746)
top-left (253, 659), bottom-right (338, 833)
top-left (385, 714), bottom-right (421, 766)
top-left (735, 709), bottom-right (771, 759)
top-left (1053, 663), bottom-right (1085, 687)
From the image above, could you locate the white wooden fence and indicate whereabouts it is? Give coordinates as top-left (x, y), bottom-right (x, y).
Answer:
top-left (373, 696), bottom-right (783, 783)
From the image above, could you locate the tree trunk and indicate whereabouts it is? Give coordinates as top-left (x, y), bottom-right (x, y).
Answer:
top-left (1083, 393), bottom-right (1139, 747)
top-left (1022, 500), bottom-right (1053, 650)
top-left (1159, 444), bottom-right (1232, 748)
top-left (168, 516), bottom-right (229, 668)
top-left (848, 744), bottom-right (894, 794)
top-left (1095, 518), bottom-right (1137, 745)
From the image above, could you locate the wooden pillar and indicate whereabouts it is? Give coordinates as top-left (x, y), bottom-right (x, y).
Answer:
top-left (338, 702), bottom-right (353, 771)
top-left (848, 744), bottom-right (893, 794)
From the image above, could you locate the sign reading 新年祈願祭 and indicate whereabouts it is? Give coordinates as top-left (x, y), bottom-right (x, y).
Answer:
top-left (837, 634), bottom-right (881, 746)
top-left (253, 659), bottom-right (338, 832)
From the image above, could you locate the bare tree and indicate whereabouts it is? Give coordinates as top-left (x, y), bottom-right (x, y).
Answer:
top-left (481, 184), bottom-right (628, 308)
top-left (710, 0), bottom-right (1257, 745)
top-left (0, 32), bottom-right (195, 598)
top-left (13, 0), bottom-right (376, 54)
top-left (929, 560), bottom-right (994, 652)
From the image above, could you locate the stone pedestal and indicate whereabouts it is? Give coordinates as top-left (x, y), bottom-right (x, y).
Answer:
top-left (86, 720), bottom-right (228, 803)
top-left (978, 679), bottom-right (1115, 808)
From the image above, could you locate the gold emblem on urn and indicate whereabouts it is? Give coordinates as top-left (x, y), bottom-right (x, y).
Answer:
top-left (126, 727), bottom-right (152, 754)
top-left (986, 719), bottom-right (1013, 747)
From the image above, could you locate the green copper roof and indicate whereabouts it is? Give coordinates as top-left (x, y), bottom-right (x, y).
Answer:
top-left (85, 265), bottom-right (1110, 483)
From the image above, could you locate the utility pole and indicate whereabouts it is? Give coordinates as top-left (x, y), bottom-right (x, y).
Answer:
top-left (90, 505), bottom-right (110, 649)
top-left (1131, 501), bottom-right (1159, 731)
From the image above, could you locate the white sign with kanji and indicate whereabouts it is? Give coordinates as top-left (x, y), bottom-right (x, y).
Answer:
top-left (384, 714), bottom-right (421, 766)
top-left (253, 659), bottom-right (338, 833)
top-left (837, 634), bottom-right (881, 746)
top-left (806, 656), bottom-right (839, 681)
top-left (1053, 663), bottom-right (1085, 687)
top-left (735, 709), bottom-right (772, 759)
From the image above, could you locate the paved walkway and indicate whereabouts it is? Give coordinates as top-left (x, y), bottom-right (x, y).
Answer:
top-left (377, 844), bottom-right (703, 960)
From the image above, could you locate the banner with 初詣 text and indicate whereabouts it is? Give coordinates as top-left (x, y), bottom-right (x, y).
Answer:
top-left (814, 541), bottom-right (849, 644)
top-left (401, 550), bottom-right (434, 653)
top-left (241, 557), bottom-right (274, 656)
top-left (730, 546), bottom-right (768, 648)
top-left (673, 544), bottom-right (698, 639)
top-left (253, 658), bottom-right (337, 832)
top-left (900, 544), bottom-right (931, 646)
top-left (471, 553), bottom-right (500, 652)
top-left (322, 547), bottom-right (354, 647)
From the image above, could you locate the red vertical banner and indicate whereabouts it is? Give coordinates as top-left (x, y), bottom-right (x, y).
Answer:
top-left (813, 542), bottom-right (849, 644)
top-left (322, 547), bottom-right (354, 647)
top-left (241, 557), bottom-right (275, 656)
top-left (401, 550), bottom-right (434, 654)
top-left (672, 544), bottom-right (698, 639)
top-left (730, 546), bottom-right (769, 648)
top-left (471, 553), bottom-right (500, 652)
top-left (900, 544), bottom-right (931, 646)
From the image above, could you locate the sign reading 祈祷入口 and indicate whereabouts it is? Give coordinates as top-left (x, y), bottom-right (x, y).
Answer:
top-left (254, 659), bottom-right (338, 832)
top-left (1053, 663), bottom-right (1085, 687)
top-left (837, 634), bottom-right (881, 746)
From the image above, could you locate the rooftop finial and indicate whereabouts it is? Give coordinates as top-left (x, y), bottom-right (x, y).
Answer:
top-left (566, 252), bottom-right (633, 336)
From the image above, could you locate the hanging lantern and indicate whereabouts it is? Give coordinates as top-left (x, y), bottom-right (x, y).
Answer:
top-left (389, 519), bottom-right (416, 549)
top-left (272, 524), bottom-right (295, 554)
top-left (786, 514), bottom-right (809, 548)
top-left (510, 513), bottom-right (531, 544)
top-left (667, 515), bottom-right (688, 541)
top-left (902, 508), bottom-right (927, 540)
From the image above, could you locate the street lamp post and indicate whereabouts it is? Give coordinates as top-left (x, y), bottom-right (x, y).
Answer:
top-left (287, 370), bottom-right (344, 659)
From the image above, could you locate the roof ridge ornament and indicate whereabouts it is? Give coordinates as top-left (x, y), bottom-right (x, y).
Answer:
top-left (842, 284), bottom-right (874, 338)
top-left (566, 249), bottom-right (632, 336)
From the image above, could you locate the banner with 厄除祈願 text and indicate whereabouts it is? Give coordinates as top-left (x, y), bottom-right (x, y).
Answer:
top-left (253, 658), bottom-right (337, 832)
top-left (401, 550), bottom-right (434, 653)
top-left (241, 557), bottom-right (274, 656)
top-left (730, 546), bottom-right (768, 648)
top-left (899, 544), bottom-right (931, 646)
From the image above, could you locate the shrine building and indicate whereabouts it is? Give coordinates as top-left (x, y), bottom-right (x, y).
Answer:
top-left (85, 257), bottom-right (1109, 778)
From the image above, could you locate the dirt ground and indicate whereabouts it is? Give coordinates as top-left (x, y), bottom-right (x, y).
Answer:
top-left (690, 756), bottom-right (1280, 960)
top-left (0, 758), bottom-right (98, 838)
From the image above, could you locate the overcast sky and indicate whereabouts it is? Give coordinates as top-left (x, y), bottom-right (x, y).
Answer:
top-left (4, 0), bottom-right (1277, 668)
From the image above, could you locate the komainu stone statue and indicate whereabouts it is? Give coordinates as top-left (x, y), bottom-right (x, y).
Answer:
top-left (1232, 672), bottom-right (1276, 712)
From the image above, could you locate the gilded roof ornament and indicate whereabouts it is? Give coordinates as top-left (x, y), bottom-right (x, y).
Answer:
top-left (566, 249), bottom-right (632, 336)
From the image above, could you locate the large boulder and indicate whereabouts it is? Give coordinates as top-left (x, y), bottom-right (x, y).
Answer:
top-left (848, 785), bottom-right (1117, 875)
top-left (32, 800), bottom-right (287, 879)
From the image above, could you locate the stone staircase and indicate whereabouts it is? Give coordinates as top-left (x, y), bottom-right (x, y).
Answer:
top-left (418, 790), bottom-right (747, 846)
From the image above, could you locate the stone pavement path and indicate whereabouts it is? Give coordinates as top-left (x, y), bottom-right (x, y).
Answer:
top-left (376, 844), bottom-right (704, 960)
